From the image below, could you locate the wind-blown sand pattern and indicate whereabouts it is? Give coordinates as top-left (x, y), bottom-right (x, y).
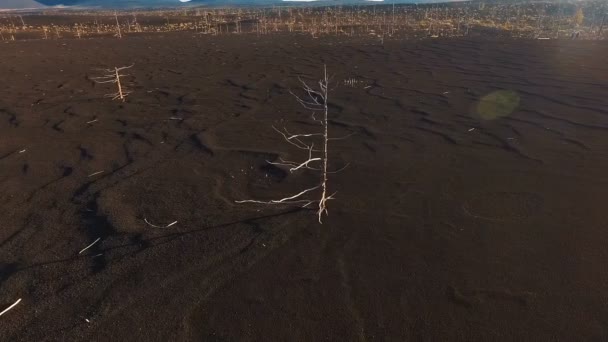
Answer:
top-left (1, 32), bottom-right (608, 340)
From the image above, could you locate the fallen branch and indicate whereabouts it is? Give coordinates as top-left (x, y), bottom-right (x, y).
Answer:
top-left (0, 298), bottom-right (21, 317)
top-left (144, 218), bottom-right (178, 228)
top-left (79, 237), bottom-right (101, 254)
top-left (87, 171), bottom-right (104, 177)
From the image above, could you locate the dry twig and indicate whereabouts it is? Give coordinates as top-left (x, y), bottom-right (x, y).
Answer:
top-left (144, 218), bottom-right (178, 228)
top-left (0, 298), bottom-right (21, 317)
top-left (79, 237), bottom-right (101, 254)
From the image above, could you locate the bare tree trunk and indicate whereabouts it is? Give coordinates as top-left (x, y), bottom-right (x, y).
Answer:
top-left (115, 11), bottom-right (122, 38)
top-left (237, 65), bottom-right (345, 224)
top-left (92, 64), bottom-right (134, 101)
top-left (114, 67), bottom-right (125, 100)
top-left (317, 65), bottom-right (330, 221)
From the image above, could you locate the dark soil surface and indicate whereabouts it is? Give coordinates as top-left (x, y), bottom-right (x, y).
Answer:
top-left (1, 32), bottom-right (608, 341)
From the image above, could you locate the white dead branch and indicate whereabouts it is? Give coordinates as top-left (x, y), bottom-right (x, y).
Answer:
top-left (237, 65), bottom-right (347, 223)
top-left (0, 298), bottom-right (21, 317)
top-left (114, 11), bottom-right (122, 38)
top-left (79, 237), bottom-right (101, 254)
top-left (92, 64), bottom-right (134, 102)
top-left (144, 218), bottom-right (178, 228)
top-left (87, 171), bottom-right (104, 177)
top-left (237, 185), bottom-right (320, 208)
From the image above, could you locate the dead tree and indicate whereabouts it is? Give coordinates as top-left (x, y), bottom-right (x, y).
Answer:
top-left (237, 65), bottom-right (348, 223)
top-left (114, 11), bottom-right (122, 38)
top-left (92, 64), bottom-right (134, 101)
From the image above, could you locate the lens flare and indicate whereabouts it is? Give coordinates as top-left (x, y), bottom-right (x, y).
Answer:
top-left (476, 90), bottom-right (520, 120)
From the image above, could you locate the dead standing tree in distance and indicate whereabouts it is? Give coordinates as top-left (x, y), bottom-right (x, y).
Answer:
top-left (92, 64), bottom-right (134, 101)
top-left (237, 65), bottom-right (349, 223)
top-left (114, 11), bottom-right (122, 38)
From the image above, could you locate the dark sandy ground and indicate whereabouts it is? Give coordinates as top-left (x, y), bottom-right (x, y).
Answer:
top-left (1, 33), bottom-right (608, 341)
